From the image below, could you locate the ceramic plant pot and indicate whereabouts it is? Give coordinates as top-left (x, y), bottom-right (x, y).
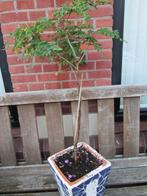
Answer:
top-left (48, 142), bottom-right (111, 196)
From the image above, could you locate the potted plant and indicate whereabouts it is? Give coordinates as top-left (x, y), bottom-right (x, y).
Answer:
top-left (11, 0), bottom-right (121, 195)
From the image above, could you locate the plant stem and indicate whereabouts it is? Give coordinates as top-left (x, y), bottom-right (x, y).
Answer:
top-left (67, 37), bottom-right (79, 59)
top-left (76, 52), bottom-right (85, 70)
top-left (56, 53), bottom-right (78, 70)
top-left (73, 73), bottom-right (83, 162)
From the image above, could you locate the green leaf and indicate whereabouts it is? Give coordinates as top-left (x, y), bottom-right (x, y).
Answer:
top-left (10, 0), bottom-right (121, 71)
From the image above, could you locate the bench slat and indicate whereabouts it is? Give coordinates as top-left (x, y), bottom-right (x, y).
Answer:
top-left (97, 99), bottom-right (115, 158)
top-left (18, 105), bottom-right (41, 164)
top-left (71, 101), bottom-right (89, 144)
top-left (45, 103), bottom-right (64, 155)
top-left (1, 85), bottom-right (147, 106)
top-left (105, 185), bottom-right (147, 196)
top-left (0, 159), bottom-right (147, 194)
top-left (123, 97), bottom-right (140, 157)
top-left (8, 193), bottom-right (59, 196)
top-left (0, 106), bottom-right (16, 166)
top-left (3, 185), bottom-right (147, 196)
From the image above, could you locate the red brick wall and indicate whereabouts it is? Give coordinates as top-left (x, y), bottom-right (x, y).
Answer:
top-left (0, 0), bottom-right (113, 92)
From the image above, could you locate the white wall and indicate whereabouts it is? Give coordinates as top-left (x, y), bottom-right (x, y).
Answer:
top-left (122, 0), bottom-right (147, 107)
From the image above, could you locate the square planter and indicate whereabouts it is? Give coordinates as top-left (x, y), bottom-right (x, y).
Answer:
top-left (48, 142), bottom-right (111, 196)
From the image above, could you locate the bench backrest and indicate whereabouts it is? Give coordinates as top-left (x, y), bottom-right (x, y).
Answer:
top-left (0, 85), bottom-right (147, 166)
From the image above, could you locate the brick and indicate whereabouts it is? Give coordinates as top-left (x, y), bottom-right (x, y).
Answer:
top-left (56, 0), bottom-right (71, 6)
top-left (79, 62), bottom-right (95, 70)
top-left (12, 75), bottom-right (36, 83)
top-left (60, 65), bottom-right (71, 71)
top-left (36, 0), bottom-right (54, 8)
top-left (13, 83), bottom-right (28, 92)
top-left (29, 11), bottom-right (46, 21)
top-left (35, 56), bottom-right (49, 63)
top-left (69, 12), bottom-right (81, 19)
top-left (88, 50), bottom-right (112, 60)
top-left (94, 33), bottom-right (112, 40)
top-left (17, 0), bottom-right (34, 9)
top-left (43, 64), bottom-right (58, 72)
top-left (37, 73), bottom-right (58, 81)
top-left (70, 72), bottom-right (87, 80)
top-left (29, 83), bottom-right (44, 91)
top-left (40, 34), bottom-right (49, 42)
top-left (5, 46), bottom-right (15, 55)
top-left (88, 70), bottom-right (111, 79)
top-left (95, 78), bottom-right (111, 86)
top-left (0, 1), bottom-right (14, 12)
top-left (7, 56), bottom-right (23, 65)
top-left (100, 40), bottom-right (113, 49)
top-left (96, 61), bottom-right (112, 69)
top-left (58, 72), bottom-right (70, 81)
top-left (96, 18), bottom-right (113, 28)
top-left (77, 18), bottom-right (93, 26)
top-left (1, 23), bottom-right (18, 35)
top-left (26, 65), bottom-right (42, 73)
top-left (9, 66), bottom-right (25, 74)
top-left (3, 36), bottom-right (14, 45)
top-left (62, 80), bottom-right (96, 88)
top-left (80, 44), bottom-right (95, 50)
top-left (2, 32), bottom-right (14, 45)
top-left (82, 80), bottom-right (95, 87)
top-left (48, 9), bottom-right (54, 18)
top-left (45, 82), bottom-right (61, 89)
top-left (88, 5), bottom-right (113, 18)
top-left (0, 12), bottom-right (28, 23)
top-left (0, 13), bottom-right (17, 23)
top-left (87, 52), bottom-right (99, 61)
top-left (7, 55), bottom-right (32, 65)
top-left (17, 12), bottom-right (28, 21)
top-left (62, 81), bottom-right (78, 88)
top-left (80, 40), bottom-right (112, 50)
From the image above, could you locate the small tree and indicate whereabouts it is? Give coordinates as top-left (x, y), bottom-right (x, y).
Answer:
top-left (11, 0), bottom-right (120, 162)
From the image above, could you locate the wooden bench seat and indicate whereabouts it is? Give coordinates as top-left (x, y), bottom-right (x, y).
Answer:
top-left (0, 157), bottom-right (147, 195)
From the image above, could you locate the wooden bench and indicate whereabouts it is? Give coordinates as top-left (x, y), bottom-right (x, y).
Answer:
top-left (0, 85), bottom-right (147, 195)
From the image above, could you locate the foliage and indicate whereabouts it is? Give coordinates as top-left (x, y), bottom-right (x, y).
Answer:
top-left (10, 0), bottom-right (121, 162)
top-left (11, 0), bottom-right (121, 71)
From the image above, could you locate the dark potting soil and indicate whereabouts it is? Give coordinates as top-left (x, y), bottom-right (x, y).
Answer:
top-left (55, 145), bottom-right (103, 182)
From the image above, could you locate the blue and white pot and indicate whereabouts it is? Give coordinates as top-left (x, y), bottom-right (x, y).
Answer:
top-left (48, 142), bottom-right (111, 196)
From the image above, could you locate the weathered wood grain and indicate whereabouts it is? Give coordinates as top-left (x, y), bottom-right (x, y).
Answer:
top-left (2, 186), bottom-right (147, 196)
top-left (110, 157), bottom-right (147, 168)
top-left (0, 85), bottom-right (147, 106)
top-left (5, 193), bottom-right (59, 196)
top-left (71, 101), bottom-right (89, 144)
top-left (0, 106), bottom-right (16, 166)
top-left (97, 99), bottom-right (115, 158)
top-left (123, 97), bottom-right (140, 157)
top-left (45, 103), bottom-right (64, 155)
top-left (6, 193), bottom-right (59, 196)
top-left (0, 164), bottom-right (56, 193)
top-left (17, 105), bottom-right (41, 164)
top-left (0, 158), bottom-right (147, 193)
top-left (105, 185), bottom-right (147, 196)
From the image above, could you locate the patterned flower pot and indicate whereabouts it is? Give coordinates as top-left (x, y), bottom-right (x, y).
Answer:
top-left (48, 142), bottom-right (111, 196)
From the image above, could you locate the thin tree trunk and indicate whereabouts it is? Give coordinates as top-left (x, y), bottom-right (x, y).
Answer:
top-left (73, 75), bottom-right (83, 162)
